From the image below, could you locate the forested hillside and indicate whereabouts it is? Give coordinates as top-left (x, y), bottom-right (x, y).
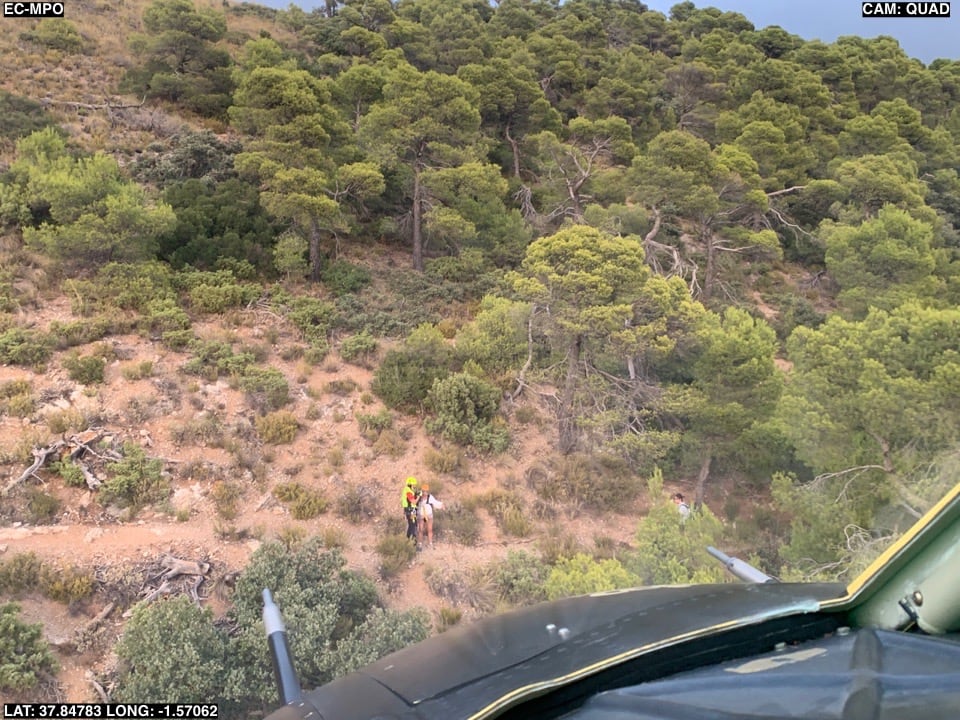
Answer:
top-left (1, 0), bottom-right (959, 709)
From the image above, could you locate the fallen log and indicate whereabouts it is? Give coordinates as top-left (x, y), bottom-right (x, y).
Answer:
top-left (3, 441), bottom-right (65, 496)
top-left (159, 555), bottom-right (210, 581)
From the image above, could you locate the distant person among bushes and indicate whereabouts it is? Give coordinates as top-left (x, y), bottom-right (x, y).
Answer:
top-left (672, 492), bottom-right (691, 521)
top-left (418, 484), bottom-right (444, 549)
top-left (402, 476), bottom-right (421, 543)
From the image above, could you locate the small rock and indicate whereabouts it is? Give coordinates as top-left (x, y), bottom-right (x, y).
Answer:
top-left (0, 544), bottom-right (7, 553)
top-left (84, 528), bottom-right (104, 543)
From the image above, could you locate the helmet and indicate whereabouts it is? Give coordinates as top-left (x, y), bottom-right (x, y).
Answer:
top-left (406, 477), bottom-right (417, 486)
top-left (421, 484), bottom-right (430, 492)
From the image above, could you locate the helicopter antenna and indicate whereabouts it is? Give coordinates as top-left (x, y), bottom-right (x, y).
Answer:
top-left (262, 588), bottom-right (302, 704)
top-left (707, 546), bottom-right (778, 583)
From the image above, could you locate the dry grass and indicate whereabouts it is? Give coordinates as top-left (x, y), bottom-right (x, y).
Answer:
top-left (0, 0), bottom-right (296, 159)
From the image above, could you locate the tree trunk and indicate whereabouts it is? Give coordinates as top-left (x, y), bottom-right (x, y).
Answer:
top-left (694, 450), bottom-right (711, 508)
top-left (412, 161), bottom-right (424, 272)
top-left (703, 229), bottom-right (716, 301)
top-left (558, 335), bottom-right (582, 455)
top-left (309, 219), bottom-right (322, 282)
top-left (505, 120), bottom-right (522, 179)
top-left (567, 178), bottom-right (584, 223)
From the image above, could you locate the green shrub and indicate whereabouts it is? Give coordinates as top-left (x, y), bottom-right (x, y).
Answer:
top-left (239, 367), bottom-right (289, 411)
top-left (375, 534), bottom-right (416, 578)
top-left (19, 18), bottom-right (84, 52)
top-left (0, 328), bottom-right (52, 367)
top-left (5, 392), bottom-right (35, 418)
top-left (162, 329), bottom-right (195, 349)
top-left (284, 297), bottom-right (335, 346)
top-left (0, 553), bottom-right (42, 595)
top-left (256, 411), bottom-right (299, 444)
top-left (339, 331), bottom-right (378, 365)
top-left (100, 442), bottom-right (167, 508)
top-left (0, 90), bottom-right (58, 143)
top-left (322, 260), bottom-right (371, 296)
top-left (26, 488), bottom-right (60, 523)
top-left (183, 340), bottom-right (254, 379)
top-left (50, 458), bottom-right (87, 487)
top-left (39, 563), bottom-right (94, 603)
top-left (143, 298), bottom-right (191, 335)
top-left (544, 554), bottom-right (639, 600)
top-left (189, 282), bottom-right (249, 314)
top-left (0, 603), bottom-right (59, 693)
top-left (303, 342), bottom-right (329, 365)
top-left (355, 408), bottom-right (392, 440)
top-left (70, 262), bottom-right (175, 314)
top-left (47, 319), bottom-right (112, 349)
top-left (372, 324), bottom-right (453, 410)
top-left (425, 372), bottom-right (507, 451)
top-left (490, 551), bottom-right (549, 606)
top-left (273, 482), bottom-right (327, 520)
top-left (63, 353), bottom-right (106, 384)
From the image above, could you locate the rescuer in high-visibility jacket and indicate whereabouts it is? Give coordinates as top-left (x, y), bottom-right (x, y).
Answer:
top-left (402, 476), bottom-right (421, 543)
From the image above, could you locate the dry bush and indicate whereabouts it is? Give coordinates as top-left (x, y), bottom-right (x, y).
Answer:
top-left (472, 488), bottom-right (530, 537)
top-left (319, 526), bottom-right (347, 549)
top-left (423, 443), bottom-right (469, 477)
top-left (537, 525), bottom-right (585, 565)
top-left (277, 525), bottom-right (307, 550)
top-left (527, 453), bottom-right (640, 514)
top-left (45, 407), bottom-right (87, 434)
top-left (375, 534), bottom-right (416, 578)
top-left (325, 378), bottom-right (358, 396)
top-left (334, 483), bottom-right (379, 523)
top-left (120, 360), bottom-right (153, 381)
top-left (170, 413), bottom-right (225, 447)
top-left (424, 564), bottom-right (495, 613)
top-left (256, 410), bottom-right (299, 444)
top-left (210, 480), bottom-right (243, 520)
top-left (372, 428), bottom-right (406, 458)
top-left (436, 606), bottom-right (462, 632)
top-left (441, 502), bottom-right (482, 546)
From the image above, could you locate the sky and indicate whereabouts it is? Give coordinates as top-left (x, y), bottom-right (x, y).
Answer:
top-left (253, 0), bottom-right (958, 66)
top-left (630, 1), bottom-right (957, 65)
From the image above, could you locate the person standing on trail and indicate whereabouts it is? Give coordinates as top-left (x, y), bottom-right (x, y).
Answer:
top-left (402, 477), bottom-right (421, 543)
top-left (417, 483), bottom-right (443, 549)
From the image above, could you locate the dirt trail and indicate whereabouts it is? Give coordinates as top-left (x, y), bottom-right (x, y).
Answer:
top-left (0, 302), bottom-right (649, 703)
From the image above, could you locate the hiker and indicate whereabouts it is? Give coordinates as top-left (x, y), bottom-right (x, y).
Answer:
top-left (672, 492), bottom-right (691, 521)
top-left (418, 484), bottom-right (444, 548)
top-left (402, 477), bottom-right (421, 543)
